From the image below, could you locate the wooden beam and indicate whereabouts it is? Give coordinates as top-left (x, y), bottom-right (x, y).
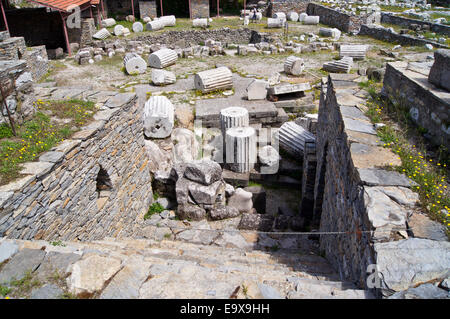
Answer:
top-left (217, 0), bottom-right (219, 17)
top-left (131, 0), bottom-right (135, 17)
top-left (160, 0), bottom-right (163, 17)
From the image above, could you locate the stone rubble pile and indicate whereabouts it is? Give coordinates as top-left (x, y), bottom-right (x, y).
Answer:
top-left (171, 160), bottom-right (254, 221)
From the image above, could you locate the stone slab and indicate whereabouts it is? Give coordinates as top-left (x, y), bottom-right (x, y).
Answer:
top-left (358, 168), bottom-right (416, 188)
top-left (375, 238), bottom-right (450, 294)
top-left (0, 241), bottom-right (19, 263)
top-left (0, 248), bottom-right (46, 284)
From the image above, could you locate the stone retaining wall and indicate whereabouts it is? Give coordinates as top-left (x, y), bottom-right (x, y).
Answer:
top-left (139, 0), bottom-right (158, 19)
top-left (0, 93), bottom-right (153, 241)
top-left (306, 3), bottom-right (363, 33)
top-left (359, 24), bottom-right (449, 49)
top-left (268, 0), bottom-right (310, 17)
top-left (191, 0), bottom-right (210, 18)
top-left (132, 28), bottom-right (254, 47)
top-left (24, 46), bottom-right (49, 82)
top-left (382, 61), bottom-right (450, 150)
top-left (304, 74), bottom-right (449, 297)
top-left (381, 13), bottom-right (450, 37)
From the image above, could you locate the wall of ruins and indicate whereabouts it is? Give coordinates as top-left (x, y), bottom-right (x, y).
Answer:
top-left (305, 75), bottom-right (430, 294)
top-left (381, 13), bottom-right (450, 36)
top-left (191, 0), bottom-right (210, 18)
top-left (382, 61), bottom-right (450, 150)
top-left (306, 3), bottom-right (363, 33)
top-left (139, 0), bottom-right (158, 19)
top-left (131, 28), bottom-right (253, 47)
top-left (0, 31), bottom-right (47, 126)
top-left (268, 0), bottom-right (310, 17)
top-left (359, 24), bottom-right (448, 48)
top-left (311, 77), bottom-right (375, 288)
top-left (0, 93), bottom-right (153, 242)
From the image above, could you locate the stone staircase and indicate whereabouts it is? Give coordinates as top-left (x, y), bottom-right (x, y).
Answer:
top-left (0, 237), bottom-right (374, 299)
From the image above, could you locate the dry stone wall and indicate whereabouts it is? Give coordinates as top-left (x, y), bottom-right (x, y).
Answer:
top-left (305, 74), bottom-right (449, 297)
top-left (131, 28), bottom-right (253, 47)
top-left (191, 0), bottom-right (210, 19)
top-left (380, 13), bottom-right (450, 37)
top-left (269, 0), bottom-right (310, 16)
top-left (359, 24), bottom-right (448, 49)
top-left (306, 3), bottom-right (363, 33)
top-left (0, 93), bottom-right (153, 241)
top-left (382, 61), bottom-right (450, 150)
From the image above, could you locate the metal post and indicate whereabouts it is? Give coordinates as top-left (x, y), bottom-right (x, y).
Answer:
top-left (131, 0), bottom-right (134, 17)
top-left (188, 0), bottom-right (191, 19)
top-left (101, 0), bottom-right (105, 18)
top-left (1, 0), bottom-right (9, 32)
top-left (216, 0), bottom-right (219, 17)
top-left (60, 12), bottom-right (72, 57)
top-left (160, 0), bottom-right (163, 17)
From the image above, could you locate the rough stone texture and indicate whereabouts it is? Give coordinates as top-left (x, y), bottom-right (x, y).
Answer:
top-left (24, 45), bottom-right (49, 82)
top-left (303, 74), bottom-right (449, 297)
top-left (67, 255), bottom-right (122, 296)
top-left (191, 0), bottom-right (210, 19)
top-left (0, 93), bottom-right (152, 241)
top-left (177, 203), bottom-right (207, 221)
top-left (381, 13), bottom-right (450, 37)
top-left (228, 188), bottom-right (253, 213)
top-left (143, 95), bottom-right (175, 138)
top-left (30, 284), bottom-right (64, 299)
top-left (375, 239), bottom-right (450, 296)
top-left (359, 25), bottom-right (448, 49)
top-left (238, 213), bottom-right (273, 231)
top-left (428, 49), bottom-right (450, 92)
top-left (382, 61), bottom-right (450, 150)
top-left (269, 0), bottom-right (309, 18)
top-left (389, 283), bottom-right (449, 299)
top-left (171, 128), bottom-right (200, 164)
top-left (407, 213), bottom-right (449, 242)
top-left (209, 206), bottom-right (240, 220)
top-left (139, 1), bottom-right (157, 19)
top-left (184, 160), bottom-right (222, 186)
top-left (0, 241), bottom-right (18, 263)
top-left (0, 248), bottom-right (46, 283)
top-left (306, 3), bottom-right (367, 33)
top-left (100, 257), bottom-right (151, 299)
top-left (36, 251), bottom-right (81, 281)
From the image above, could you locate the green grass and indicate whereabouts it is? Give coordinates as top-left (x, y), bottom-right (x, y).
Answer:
top-left (0, 284), bottom-right (11, 297)
top-left (361, 81), bottom-right (450, 236)
top-left (144, 202), bottom-right (165, 220)
top-left (0, 99), bottom-right (96, 185)
top-left (50, 240), bottom-right (66, 247)
top-left (9, 270), bottom-right (42, 297)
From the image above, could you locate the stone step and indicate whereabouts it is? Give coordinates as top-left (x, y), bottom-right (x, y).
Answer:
top-left (1, 237), bottom-right (371, 299)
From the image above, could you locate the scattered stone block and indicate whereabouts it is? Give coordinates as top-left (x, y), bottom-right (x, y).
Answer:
top-left (246, 79), bottom-right (268, 100)
top-left (148, 48), bottom-right (177, 69)
top-left (143, 96), bottom-right (175, 138)
top-left (67, 255), bottom-right (122, 296)
top-left (194, 67), bottom-right (233, 93)
top-left (151, 69), bottom-right (176, 86)
top-left (428, 49), bottom-right (450, 91)
top-left (123, 53), bottom-right (147, 75)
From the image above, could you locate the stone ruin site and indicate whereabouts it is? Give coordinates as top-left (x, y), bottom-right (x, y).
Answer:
top-left (0, 0), bottom-right (448, 301)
